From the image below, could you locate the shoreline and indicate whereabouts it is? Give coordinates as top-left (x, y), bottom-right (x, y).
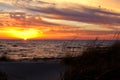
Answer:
top-left (0, 57), bottom-right (63, 63)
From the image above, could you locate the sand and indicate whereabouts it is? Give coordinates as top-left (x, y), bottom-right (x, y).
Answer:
top-left (0, 62), bottom-right (64, 80)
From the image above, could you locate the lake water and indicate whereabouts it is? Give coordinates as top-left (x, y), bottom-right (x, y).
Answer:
top-left (0, 40), bottom-right (114, 60)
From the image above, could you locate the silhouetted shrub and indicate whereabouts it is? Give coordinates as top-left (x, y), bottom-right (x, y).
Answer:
top-left (61, 40), bottom-right (120, 80)
top-left (0, 53), bottom-right (12, 62)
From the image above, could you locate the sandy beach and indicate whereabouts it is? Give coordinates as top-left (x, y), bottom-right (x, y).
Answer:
top-left (0, 62), bottom-right (64, 80)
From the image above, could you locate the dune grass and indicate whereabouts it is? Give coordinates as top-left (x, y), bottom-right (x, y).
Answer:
top-left (61, 39), bottom-right (120, 80)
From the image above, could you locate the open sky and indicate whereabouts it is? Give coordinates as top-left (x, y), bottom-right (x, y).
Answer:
top-left (0, 0), bottom-right (120, 40)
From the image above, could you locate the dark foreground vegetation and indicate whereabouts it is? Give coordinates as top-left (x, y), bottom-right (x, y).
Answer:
top-left (0, 55), bottom-right (12, 62)
top-left (61, 40), bottom-right (120, 80)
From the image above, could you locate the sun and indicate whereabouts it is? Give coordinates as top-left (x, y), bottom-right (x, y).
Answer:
top-left (4, 27), bottom-right (43, 40)
top-left (24, 38), bottom-right (27, 41)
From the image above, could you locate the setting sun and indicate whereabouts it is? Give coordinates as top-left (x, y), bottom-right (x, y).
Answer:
top-left (24, 38), bottom-right (27, 41)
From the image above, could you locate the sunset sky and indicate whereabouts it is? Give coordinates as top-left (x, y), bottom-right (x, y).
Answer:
top-left (0, 0), bottom-right (120, 40)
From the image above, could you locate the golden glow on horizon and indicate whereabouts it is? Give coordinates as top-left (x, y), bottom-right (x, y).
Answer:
top-left (0, 27), bottom-right (43, 40)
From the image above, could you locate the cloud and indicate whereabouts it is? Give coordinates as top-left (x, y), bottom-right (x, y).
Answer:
top-left (0, 0), bottom-right (119, 40)
top-left (14, 0), bottom-right (120, 26)
top-left (0, 2), bottom-right (20, 11)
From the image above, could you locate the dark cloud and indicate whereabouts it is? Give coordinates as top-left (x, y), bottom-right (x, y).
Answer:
top-left (14, 0), bottom-right (120, 26)
top-left (80, 30), bottom-right (115, 35)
